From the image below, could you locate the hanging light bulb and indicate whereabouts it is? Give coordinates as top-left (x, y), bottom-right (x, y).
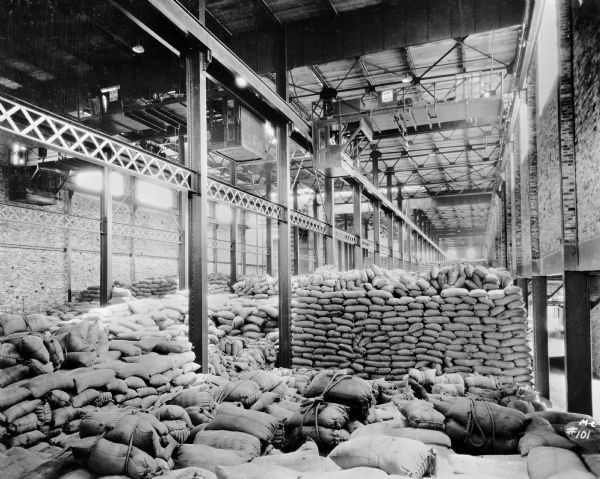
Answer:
top-left (132, 44), bottom-right (145, 54)
top-left (235, 76), bottom-right (248, 88)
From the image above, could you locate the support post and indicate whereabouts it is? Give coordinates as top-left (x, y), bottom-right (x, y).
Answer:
top-left (65, 190), bottom-right (73, 302)
top-left (564, 271), bottom-right (592, 414)
top-left (292, 183), bottom-right (299, 275)
top-left (399, 220), bottom-right (405, 270)
top-left (100, 166), bottom-right (112, 306)
top-left (178, 135), bottom-right (189, 288)
top-left (241, 212), bottom-right (247, 275)
top-left (407, 227), bottom-right (412, 270)
top-left (276, 28), bottom-right (291, 368)
top-left (532, 276), bottom-right (549, 400)
top-left (312, 195), bottom-right (321, 268)
top-left (324, 176), bottom-right (335, 266)
top-left (373, 201), bottom-right (381, 266)
top-left (353, 183), bottom-right (362, 268)
top-left (386, 171), bottom-right (394, 268)
top-left (229, 163), bottom-right (238, 284)
top-left (186, 5), bottom-right (209, 372)
top-left (265, 163), bottom-right (273, 274)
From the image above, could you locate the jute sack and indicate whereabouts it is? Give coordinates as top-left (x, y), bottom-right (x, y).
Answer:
top-left (173, 444), bottom-right (247, 473)
top-left (216, 463), bottom-right (299, 479)
top-left (193, 430), bottom-right (261, 460)
top-left (302, 372), bottom-right (374, 421)
top-left (400, 400), bottom-right (446, 431)
top-left (285, 425), bottom-right (350, 451)
top-left (160, 467), bottom-right (216, 479)
top-left (526, 446), bottom-right (595, 479)
top-left (518, 418), bottom-right (576, 455)
top-left (445, 398), bottom-right (526, 437)
top-left (445, 418), bottom-right (520, 455)
top-left (328, 435), bottom-right (434, 478)
top-left (252, 439), bottom-right (340, 473)
top-left (350, 421), bottom-right (450, 447)
top-left (80, 413), bottom-right (170, 460)
top-left (293, 401), bottom-right (349, 430)
top-left (301, 467), bottom-right (396, 479)
top-left (205, 403), bottom-right (280, 445)
top-left (72, 436), bottom-right (163, 479)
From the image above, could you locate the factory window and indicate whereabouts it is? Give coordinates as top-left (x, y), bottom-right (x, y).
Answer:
top-left (73, 170), bottom-right (124, 196)
top-left (136, 179), bottom-right (175, 209)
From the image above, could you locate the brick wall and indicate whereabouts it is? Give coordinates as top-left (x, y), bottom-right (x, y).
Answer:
top-left (0, 161), bottom-right (182, 313)
top-left (537, 86), bottom-right (563, 259)
top-left (574, 0), bottom-right (600, 244)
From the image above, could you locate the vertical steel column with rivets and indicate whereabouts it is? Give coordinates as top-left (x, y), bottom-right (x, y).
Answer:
top-left (100, 166), bottom-right (112, 306)
top-left (186, 0), bottom-right (209, 372)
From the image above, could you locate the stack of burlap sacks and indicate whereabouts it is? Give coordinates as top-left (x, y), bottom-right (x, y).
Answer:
top-left (114, 276), bottom-right (179, 298)
top-left (208, 294), bottom-right (279, 342)
top-left (0, 293), bottom-right (206, 452)
top-left (208, 339), bottom-right (278, 380)
top-left (46, 302), bottom-right (95, 321)
top-left (232, 275), bottom-right (278, 299)
top-left (208, 272), bottom-right (231, 294)
top-left (77, 286), bottom-right (100, 303)
top-left (291, 264), bottom-right (532, 386)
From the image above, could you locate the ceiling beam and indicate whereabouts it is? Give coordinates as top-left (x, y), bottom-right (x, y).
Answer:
top-left (229, 0), bottom-right (526, 73)
top-left (372, 119), bottom-right (499, 140)
top-left (141, 0), bottom-right (311, 147)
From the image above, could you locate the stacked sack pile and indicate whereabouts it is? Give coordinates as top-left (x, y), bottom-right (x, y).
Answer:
top-left (291, 263), bottom-right (532, 386)
top-left (77, 285), bottom-right (100, 303)
top-left (114, 276), bottom-right (179, 298)
top-left (208, 339), bottom-right (278, 379)
top-left (208, 294), bottom-right (279, 341)
top-left (0, 293), bottom-right (203, 452)
top-left (46, 302), bottom-right (95, 321)
top-left (232, 274), bottom-right (278, 299)
top-left (206, 293), bottom-right (280, 378)
top-left (208, 272), bottom-right (231, 294)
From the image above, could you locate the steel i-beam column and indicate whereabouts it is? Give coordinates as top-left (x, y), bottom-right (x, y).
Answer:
top-left (532, 276), bottom-right (549, 400)
top-left (386, 171), bottom-right (395, 268)
top-left (186, 8), bottom-right (209, 372)
top-left (229, 163), bottom-right (238, 284)
top-left (353, 183), bottom-right (362, 268)
top-left (265, 163), bottom-right (273, 274)
top-left (292, 183), bottom-right (300, 275)
top-left (371, 150), bottom-right (380, 266)
top-left (178, 134), bottom-right (189, 289)
top-left (100, 166), bottom-right (112, 306)
top-left (313, 195), bottom-right (321, 269)
top-left (373, 201), bottom-right (381, 266)
top-left (276, 28), bottom-right (292, 368)
top-left (324, 176), bottom-right (335, 267)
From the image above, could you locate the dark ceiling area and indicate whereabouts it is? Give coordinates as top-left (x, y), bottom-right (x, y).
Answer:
top-left (0, 0), bottom-right (528, 254)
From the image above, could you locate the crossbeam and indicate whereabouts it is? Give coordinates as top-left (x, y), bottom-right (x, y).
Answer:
top-left (0, 94), bottom-right (194, 190)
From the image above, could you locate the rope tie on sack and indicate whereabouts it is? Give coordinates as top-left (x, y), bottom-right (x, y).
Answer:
top-left (464, 398), bottom-right (486, 449)
top-left (299, 373), bottom-right (350, 444)
top-left (22, 315), bottom-right (32, 332)
top-left (124, 415), bottom-right (145, 475)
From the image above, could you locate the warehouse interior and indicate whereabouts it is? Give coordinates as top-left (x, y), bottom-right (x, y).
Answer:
top-left (0, 0), bottom-right (600, 477)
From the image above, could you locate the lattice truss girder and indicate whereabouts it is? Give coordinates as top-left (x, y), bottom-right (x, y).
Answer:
top-left (0, 203), bottom-right (180, 243)
top-left (0, 95), bottom-right (193, 190)
top-left (290, 210), bottom-right (331, 236)
top-left (334, 229), bottom-right (359, 245)
top-left (208, 179), bottom-right (283, 220)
